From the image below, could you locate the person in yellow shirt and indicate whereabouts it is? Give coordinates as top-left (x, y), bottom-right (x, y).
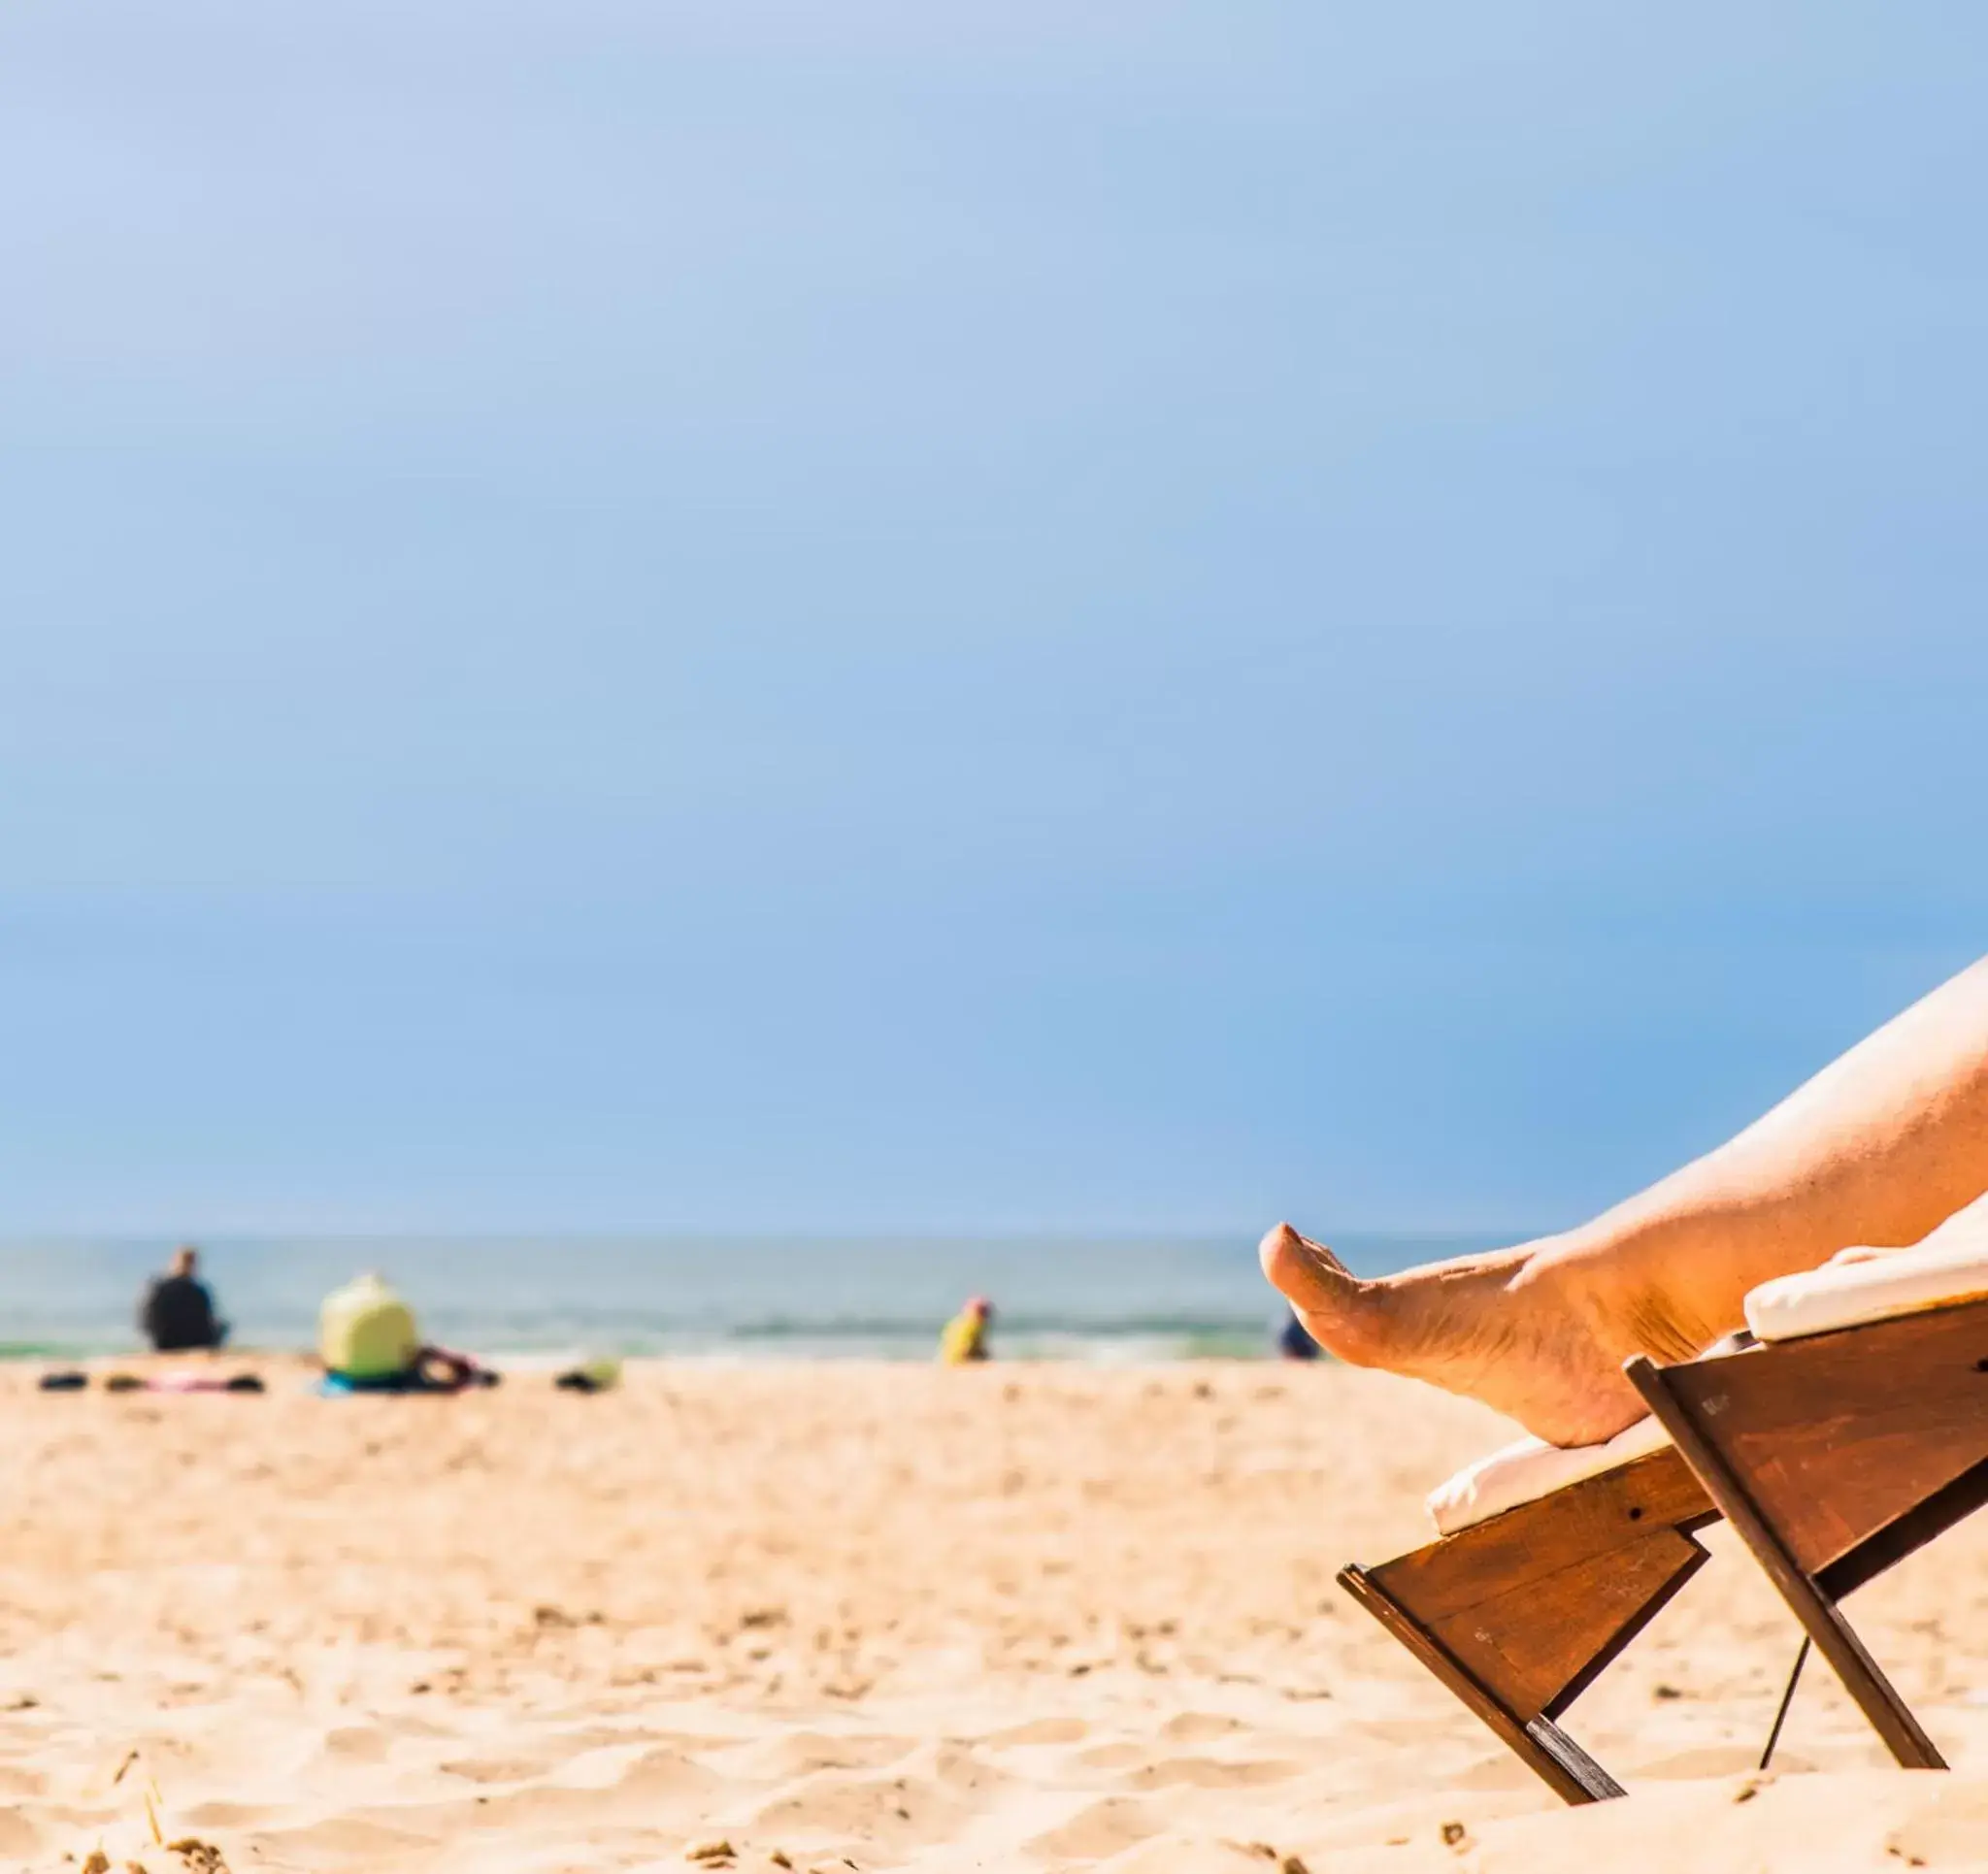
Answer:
top-left (937, 1295), bottom-right (994, 1364)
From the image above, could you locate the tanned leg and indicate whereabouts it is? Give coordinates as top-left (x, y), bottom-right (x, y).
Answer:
top-left (1264, 953), bottom-right (1988, 1445)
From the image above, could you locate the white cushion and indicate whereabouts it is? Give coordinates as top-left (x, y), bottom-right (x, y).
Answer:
top-left (1426, 1413), bottom-right (1671, 1535)
top-left (1744, 1237), bottom-right (1988, 1344)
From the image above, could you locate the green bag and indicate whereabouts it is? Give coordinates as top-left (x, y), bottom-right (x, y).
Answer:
top-left (319, 1271), bottom-right (420, 1380)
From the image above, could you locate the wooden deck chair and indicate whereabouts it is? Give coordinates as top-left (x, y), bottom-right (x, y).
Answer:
top-left (1339, 1416), bottom-right (1720, 1802)
top-left (1341, 1238), bottom-right (1988, 1801)
top-left (1627, 1242), bottom-right (1988, 1774)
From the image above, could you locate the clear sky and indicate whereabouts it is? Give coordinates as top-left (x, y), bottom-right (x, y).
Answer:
top-left (3, 4), bottom-right (1985, 1237)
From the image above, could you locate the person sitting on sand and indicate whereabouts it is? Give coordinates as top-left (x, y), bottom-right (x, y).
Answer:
top-left (1261, 950), bottom-right (1988, 1447)
top-left (319, 1270), bottom-right (493, 1394)
top-left (139, 1245), bottom-right (228, 1353)
top-left (938, 1295), bottom-right (994, 1364)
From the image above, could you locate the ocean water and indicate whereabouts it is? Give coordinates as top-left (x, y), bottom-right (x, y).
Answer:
top-left (0, 1234), bottom-right (1506, 1363)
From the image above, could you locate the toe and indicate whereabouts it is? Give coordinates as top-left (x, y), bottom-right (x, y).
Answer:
top-left (1259, 1225), bottom-right (1397, 1367)
top-left (1258, 1223), bottom-right (1351, 1309)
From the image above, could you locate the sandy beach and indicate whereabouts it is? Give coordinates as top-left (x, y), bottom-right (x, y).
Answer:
top-left (1, 1361), bottom-right (1982, 1873)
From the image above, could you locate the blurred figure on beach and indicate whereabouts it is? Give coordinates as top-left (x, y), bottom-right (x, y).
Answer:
top-left (1276, 1307), bottom-right (1321, 1362)
top-left (938, 1295), bottom-right (994, 1364)
top-left (139, 1245), bottom-right (228, 1352)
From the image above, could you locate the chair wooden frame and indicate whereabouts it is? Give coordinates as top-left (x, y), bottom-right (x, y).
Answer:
top-left (1341, 1292), bottom-right (1988, 1804)
top-left (1627, 1292), bottom-right (1988, 1773)
top-left (1339, 1445), bottom-right (1718, 1801)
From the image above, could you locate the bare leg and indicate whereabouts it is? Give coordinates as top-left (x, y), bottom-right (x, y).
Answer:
top-left (1264, 954), bottom-right (1988, 1445)
top-left (1831, 1184), bottom-right (1988, 1263)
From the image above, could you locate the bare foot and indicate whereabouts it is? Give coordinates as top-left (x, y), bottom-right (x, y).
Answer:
top-left (1258, 1223), bottom-right (1716, 1447)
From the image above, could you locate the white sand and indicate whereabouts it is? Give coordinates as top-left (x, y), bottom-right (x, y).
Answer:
top-left (1, 1362), bottom-right (1982, 1872)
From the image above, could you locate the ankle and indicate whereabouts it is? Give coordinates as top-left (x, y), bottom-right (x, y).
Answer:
top-left (1541, 1217), bottom-right (1732, 1363)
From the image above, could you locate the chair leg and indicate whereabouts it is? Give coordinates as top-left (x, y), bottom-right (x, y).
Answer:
top-left (1627, 1355), bottom-right (1947, 1771)
top-left (1340, 1564), bottom-right (1627, 1802)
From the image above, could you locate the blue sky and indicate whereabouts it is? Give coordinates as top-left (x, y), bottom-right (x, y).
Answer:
top-left (3, 4), bottom-right (1985, 1237)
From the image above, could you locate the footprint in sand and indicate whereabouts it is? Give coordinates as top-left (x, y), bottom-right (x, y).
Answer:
top-left (178, 1802), bottom-right (273, 1830)
top-left (983, 1717), bottom-right (1088, 1748)
top-left (425, 1745), bottom-right (722, 1831)
top-left (440, 1757), bottom-right (548, 1786)
top-left (1098, 1837), bottom-right (1294, 1874)
top-left (318, 1726), bottom-right (392, 1766)
top-left (1159, 1713), bottom-right (1246, 1745)
top-left (593, 1745), bottom-right (729, 1808)
top-left (1073, 1741), bottom-right (1147, 1771)
top-left (720, 1731), bottom-right (920, 1780)
top-left (1633, 1747), bottom-right (1780, 1785)
top-left (1125, 1755), bottom-right (1304, 1792)
top-left (1025, 1794), bottom-right (1166, 1860)
top-left (260, 1814), bottom-right (441, 1862)
top-left (900, 1739), bottom-right (1007, 1793)
top-left (744, 1755), bottom-right (1009, 1852)
top-left (1888, 1779), bottom-right (1988, 1864)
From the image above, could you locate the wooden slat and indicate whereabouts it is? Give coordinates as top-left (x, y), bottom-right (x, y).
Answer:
top-left (1343, 1442), bottom-right (1715, 1802)
top-left (1820, 1457), bottom-right (1988, 1599)
top-left (1371, 1447), bottom-right (1714, 1622)
top-left (1629, 1352), bottom-right (1949, 1771)
top-left (1422, 1526), bottom-right (1709, 1721)
top-left (1339, 1563), bottom-right (1627, 1803)
top-left (1658, 1297), bottom-right (1988, 1575)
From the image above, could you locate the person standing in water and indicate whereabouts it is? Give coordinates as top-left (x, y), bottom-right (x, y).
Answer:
top-left (139, 1245), bottom-right (229, 1352)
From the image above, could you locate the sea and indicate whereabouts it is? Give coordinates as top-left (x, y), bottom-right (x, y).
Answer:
top-left (0, 1234), bottom-right (1505, 1364)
